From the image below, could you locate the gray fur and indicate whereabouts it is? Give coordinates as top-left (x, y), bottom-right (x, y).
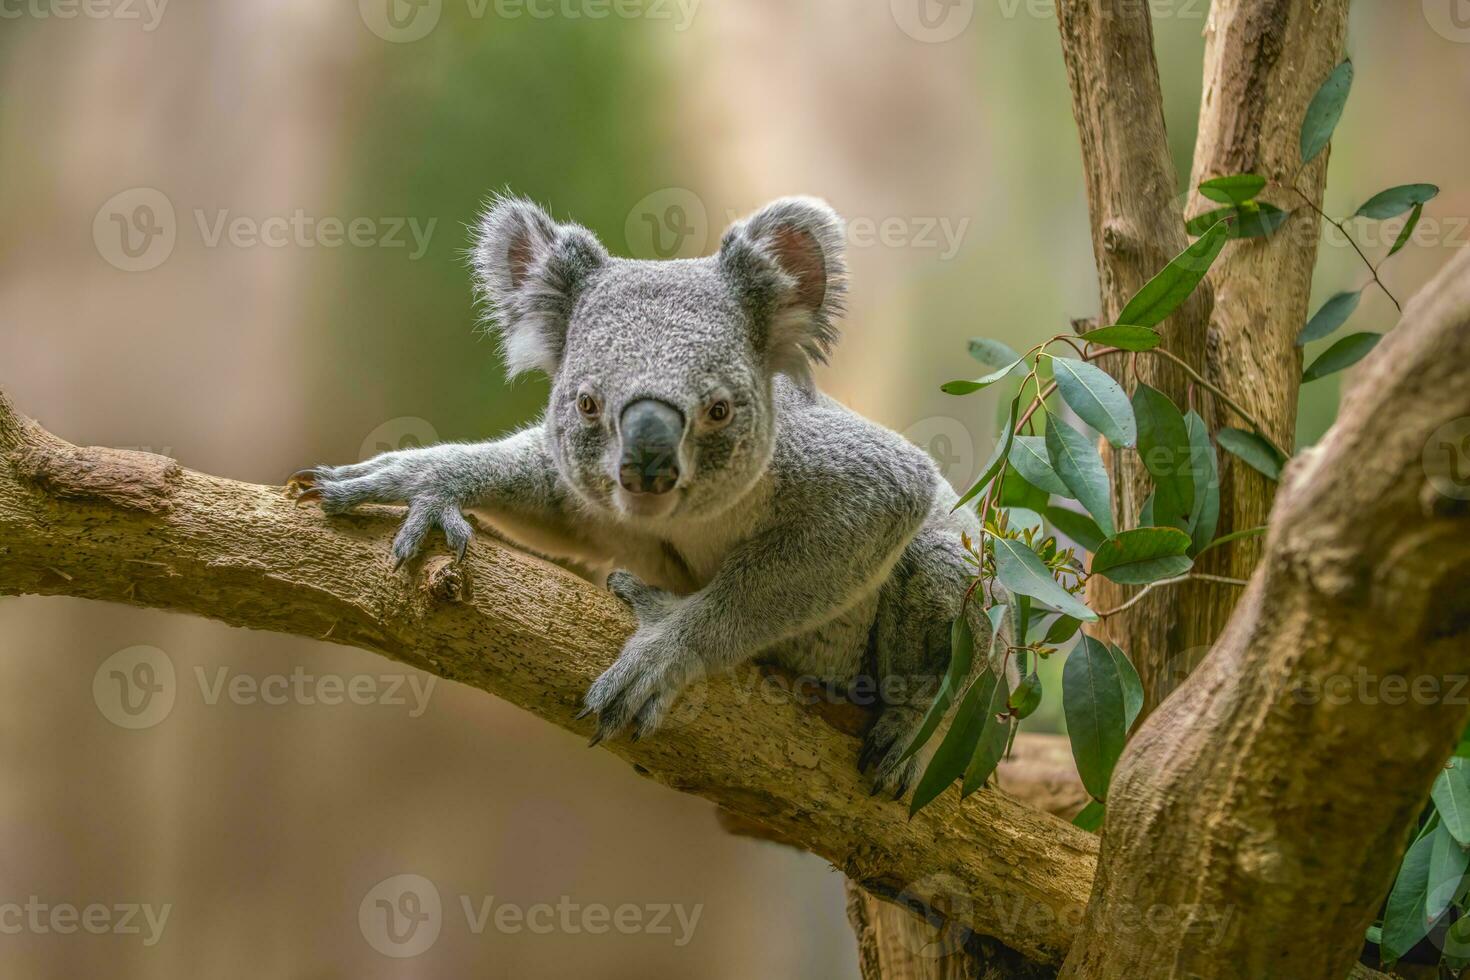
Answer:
top-left (290, 196), bottom-right (994, 798)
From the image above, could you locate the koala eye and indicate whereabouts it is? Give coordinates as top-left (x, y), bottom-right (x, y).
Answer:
top-left (705, 399), bottom-right (733, 427)
top-left (577, 392), bottom-right (602, 421)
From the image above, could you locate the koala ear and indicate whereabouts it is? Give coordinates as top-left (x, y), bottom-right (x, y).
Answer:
top-left (718, 197), bottom-right (847, 389)
top-left (471, 194), bottom-right (608, 377)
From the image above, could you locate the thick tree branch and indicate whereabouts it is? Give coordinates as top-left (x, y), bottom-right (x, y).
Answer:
top-left (0, 392), bottom-right (1097, 967)
top-left (1062, 247), bottom-right (1470, 977)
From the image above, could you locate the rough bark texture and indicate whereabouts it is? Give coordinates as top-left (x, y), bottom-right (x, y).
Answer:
top-left (1056, 0), bottom-right (1351, 716)
top-left (0, 391), bottom-right (1097, 968)
top-left (1060, 248), bottom-right (1470, 978)
top-left (1055, 0), bottom-right (1215, 716)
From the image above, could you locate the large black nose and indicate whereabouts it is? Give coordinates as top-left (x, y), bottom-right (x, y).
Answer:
top-left (618, 399), bottom-right (683, 495)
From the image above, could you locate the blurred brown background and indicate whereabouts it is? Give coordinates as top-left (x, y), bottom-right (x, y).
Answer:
top-left (0, 2), bottom-right (1466, 976)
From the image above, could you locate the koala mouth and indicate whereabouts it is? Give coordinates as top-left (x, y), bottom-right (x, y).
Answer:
top-left (614, 484), bottom-right (683, 520)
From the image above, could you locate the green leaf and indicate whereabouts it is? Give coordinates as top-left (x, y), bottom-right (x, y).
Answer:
top-left (1063, 635), bottom-right (1127, 801)
top-left (1044, 506), bottom-right (1106, 553)
top-left (992, 536), bottom-right (1096, 622)
top-left (1090, 527), bottom-right (1193, 585)
top-left (1107, 642), bottom-right (1144, 731)
top-left (1199, 174), bottom-right (1266, 206)
top-left (1009, 436), bottom-right (1070, 497)
top-left (1043, 615), bottom-right (1082, 645)
top-left (998, 465), bottom-right (1050, 511)
top-left (1457, 726), bottom-right (1470, 759)
top-left (1004, 507), bottom-right (1044, 537)
top-left (898, 615), bottom-right (976, 762)
top-left (1083, 324), bottom-right (1161, 351)
top-left (1217, 428), bottom-right (1285, 481)
top-left (1045, 417), bottom-right (1116, 538)
top-left (1191, 203), bottom-right (1291, 240)
top-left (1433, 758), bottom-right (1470, 846)
top-left (962, 672), bottom-right (1015, 795)
top-left (1302, 332), bottom-right (1382, 383)
top-left (1389, 202), bottom-right (1424, 259)
top-left (1355, 183), bottom-right (1439, 220)
top-left (1184, 411), bottom-right (1220, 558)
top-left (1381, 828), bottom-right (1438, 965)
top-left (1008, 671), bottom-right (1043, 720)
top-left (909, 671), bottom-right (993, 815)
top-left (954, 396), bottom-right (1019, 510)
top-left (1300, 60), bottom-right (1353, 165)
top-left (1052, 358), bottom-right (1136, 448)
top-left (1073, 800), bottom-right (1105, 832)
top-left (1117, 218), bottom-right (1230, 329)
top-left (942, 357), bottom-right (1026, 395)
top-left (1195, 525), bottom-right (1267, 556)
top-left (1137, 492), bottom-right (1155, 528)
top-left (968, 337), bottom-right (1024, 369)
top-left (1132, 383), bottom-right (1195, 529)
top-left (1427, 820), bottom-right (1469, 924)
top-left (1296, 289), bottom-right (1362, 346)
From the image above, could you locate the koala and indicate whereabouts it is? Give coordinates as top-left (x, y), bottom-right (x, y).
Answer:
top-left (288, 195), bottom-right (995, 797)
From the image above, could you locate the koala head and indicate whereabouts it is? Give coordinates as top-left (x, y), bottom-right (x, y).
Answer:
top-left (472, 194), bottom-right (847, 524)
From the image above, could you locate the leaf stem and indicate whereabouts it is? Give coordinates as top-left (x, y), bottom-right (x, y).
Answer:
top-left (1142, 346), bottom-right (1291, 461)
top-left (1286, 182), bottom-right (1402, 313)
top-left (1096, 572), bottom-right (1251, 618)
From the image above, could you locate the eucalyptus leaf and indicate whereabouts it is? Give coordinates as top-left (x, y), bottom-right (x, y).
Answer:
top-left (1433, 758), bottom-right (1470, 846)
top-left (992, 537), bottom-right (1096, 622)
top-left (1009, 671), bottom-right (1043, 718)
top-left (1217, 428), bottom-right (1285, 481)
top-left (1355, 183), bottom-right (1439, 220)
top-left (1300, 60), bottom-right (1353, 164)
top-left (1043, 614), bottom-right (1082, 645)
top-left (1184, 411), bottom-right (1220, 558)
top-left (1296, 290), bottom-right (1362, 346)
top-left (1117, 219), bottom-right (1230, 329)
top-left (910, 671), bottom-right (993, 815)
top-left (1199, 174), bottom-right (1266, 206)
top-left (968, 337), bottom-right (1024, 369)
top-left (1192, 202), bottom-right (1292, 240)
top-left (1090, 527), bottom-right (1194, 585)
top-left (1003, 507), bottom-right (1045, 537)
top-left (954, 396), bottom-right (1019, 510)
top-left (1107, 642), bottom-right (1145, 731)
top-left (899, 614), bottom-right (976, 762)
top-left (999, 465), bottom-right (1050, 511)
top-left (962, 673), bottom-right (1014, 795)
top-left (942, 357), bottom-right (1026, 395)
top-left (1132, 383), bottom-right (1195, 529)
top-left (1045, 506), bottom-right (1107, 553)
top-left (1302, 332), bottom-right (1382, 383)
top-left (1010, 436), bottom-right (1071, 497)
top-left (1045, 416), bottom-right (1116, 538)
top-left (1063, 635), bottom-right (1128, 801)
top-left (1083, 324), bottom-right (1161, 351)
top-left (1381, 828), bottom-right (1438, 965)
top-left (1052, 358), bottom-right (1136, 448)
top-left (1390, 203), bottom-right (1424, 258)
top-left (1073, 800), bottom-right (1105, 832)
top-left (1427, 820), bottom-right (1469, 924)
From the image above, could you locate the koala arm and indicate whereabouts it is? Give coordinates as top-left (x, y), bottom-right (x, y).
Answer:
top-left (288, 423), bottom-right (574, 565)
top-left (584, 422), bottom-right (939, 740)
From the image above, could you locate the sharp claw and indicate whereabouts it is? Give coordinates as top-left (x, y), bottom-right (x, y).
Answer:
top-left (629, 730), bottom-right (640, 743)
top-left (574, 706), bottom-right (592, 721)
top-left (455, 539), bottom-right (469, 562)
top-left (587, 730), bottom-right (605, 748)
top-left (285, 468), bottom-right (318, 489)
top-left (393, 554), bottom-right (407, 572)
top-left (293, 488), bottom-right (322, 506)
top-left (869, 782), bottom-right (885, 798)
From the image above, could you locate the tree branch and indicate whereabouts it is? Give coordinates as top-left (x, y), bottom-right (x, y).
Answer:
top-left (1061, 247), bottom-right (1470, 978)
top-left (0, 391), bottom-right (1097, 967)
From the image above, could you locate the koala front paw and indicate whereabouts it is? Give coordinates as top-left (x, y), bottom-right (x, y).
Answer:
top-left (580, 624), bottom-right (698, 745)
top-left (606, 570), bottom-right (678, 625)
top-left (859, 705), bottom-right (926, 800)
top-left (286, 463), bottom-right (472, 569)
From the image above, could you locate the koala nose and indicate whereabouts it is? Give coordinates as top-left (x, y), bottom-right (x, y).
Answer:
top-left (618, 399), bottom-right (683, 495)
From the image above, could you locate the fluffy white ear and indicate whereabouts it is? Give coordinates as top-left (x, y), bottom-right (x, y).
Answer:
top-left (471, 195), bottom-right (608, 377)
top-left (717, 197), bottom-right (847, 389)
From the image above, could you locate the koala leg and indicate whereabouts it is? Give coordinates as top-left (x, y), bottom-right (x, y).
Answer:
top-left (863, 517), bottom-right (995, 798)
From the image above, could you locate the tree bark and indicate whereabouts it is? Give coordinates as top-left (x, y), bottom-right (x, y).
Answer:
top-left (0, 389), bottom-right (1096, 968)
top-left (1060, 247), bottom-right (1470, 978)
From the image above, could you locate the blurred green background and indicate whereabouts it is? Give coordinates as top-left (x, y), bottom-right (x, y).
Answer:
top-left (0, 3), bottom-right (1464, 977)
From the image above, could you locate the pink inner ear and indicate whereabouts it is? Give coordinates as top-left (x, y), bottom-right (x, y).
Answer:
top-left (770, 226), bottom-right (827, 311)
top-left (506, 229), bottom-right (537, 288)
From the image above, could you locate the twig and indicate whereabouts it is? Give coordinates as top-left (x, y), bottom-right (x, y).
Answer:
top-left (1286, 182), bottom-right (1402, 313)
top-left (1095, 572), bottom-right (1250, 618)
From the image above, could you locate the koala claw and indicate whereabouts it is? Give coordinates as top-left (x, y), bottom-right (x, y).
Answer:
top-left (582, 626), bottom-right (692, 745)
top-left (606, 570), bottom-right (676, 625)
top-left (861, 705), bottom-right (925, 801)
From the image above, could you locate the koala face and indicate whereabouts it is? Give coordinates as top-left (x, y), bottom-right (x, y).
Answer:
top-left (472, 195), bottom-right (846, 525)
